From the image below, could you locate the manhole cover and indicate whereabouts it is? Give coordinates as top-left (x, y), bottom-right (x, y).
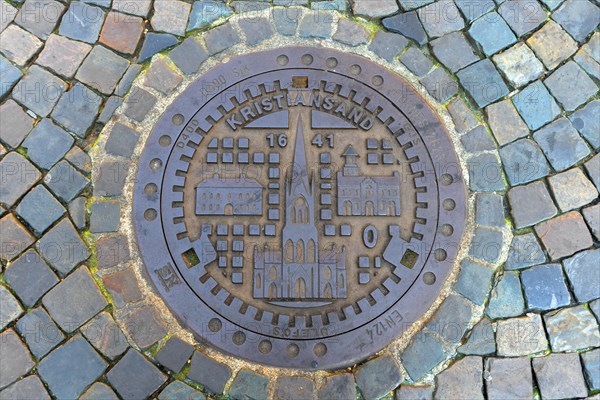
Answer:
top-left (134, 47), bottom-right (467, 370)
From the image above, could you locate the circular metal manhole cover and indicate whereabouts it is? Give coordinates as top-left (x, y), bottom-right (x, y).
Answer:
top-left (133, 47), bottom-right (467, 370)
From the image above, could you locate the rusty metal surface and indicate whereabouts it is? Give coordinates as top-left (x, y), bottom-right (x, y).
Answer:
top-left (133, 47), bottom-right (467, 370)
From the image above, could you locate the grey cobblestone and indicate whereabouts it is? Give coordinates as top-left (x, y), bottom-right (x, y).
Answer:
top-left (492, 42), bottom-right (544, 88)
top-left (138, 32), bottom-right (179, 63)
top-left (457, 59), bottom-right (509, 108)
top-left (512, 80), bottom-right (561, 131)
top-left (430, 32), bottom-right (480, 73)
top-left (582, 349), bottom-right (600, 391)
top-left (583, 204), bottom-right (600, 240)
top-left (563, 249), bottom-right (600, 302)
top-left (0, 213), bottom-right (35, 261)
top-left (0, 329), bottom-right (35, 390)
top-left (421, 67), bottom-right (458, 104)
top-left (94, 160), bottom-right (129, 197)
top-left (458, 318), bottom-right (495, 356)
top-left (22, 119), bottom-right (73, 170)
top-left (485, 99), bottom-right (529, 146)
top-left (156, 336), bottom-right (194, 373)
top-left (42, 266), bottom-right (106, 331)
top-left (447, 97), bottom-right (478, 134)
top-left (0, 24), bottom-right (43, 66)
top-left (15, 0), bottom-right (65, 40)
top-left (76, 45), bottom-right (129, 95)
top-left (59, 2), bottom-right (106, 44)
top-left (426, 294), bottom-right (473, 343)
top-left (69, 196), bottom-right (87, 230)
top-left (468, 153), bottom-right (504, 192)
top-left (395, 385), bottom-right (433, 400)
top-left (436, 357), bottom-right (483, 400)
top-left (0, 99), bottom-right (34, 149)
top-left (317, 373), bottom-right (356, 400)
top-left (544, 61), bottom-right (598, 112)
top-left (484, 357), bottom-right (533, 400)
top-left (585, 153), bottom-right (600, 191)
top-left (381, 11), bottom-right (427, 45)
top-left (508, 181), bottom-right (557, 228)
top-left (526, 20), bottom-right (577, 70)
top-left (44, 160), bottom-right (89, 203)
top-left (12, 65), bottom-right (67, 117)
top-left (455, 260), bottom-right (494, 305)
top-left (535, 211), bottom-right (593, 260)
top-left (151, 0), bottom-right (191, 37)
top-left (496, 313), bottom-right (547, 356)
top-left (38, 334), bottom-right (107, 400)
top-left (521, 263), bottom-right (571, 311)
top-left (124, 87), bottom-right (157, 122)
top-left (475, 193), bottom-right (505, 228)
top-left (229, 370), bottom-right (269, 400)
top-left (533, 353), bottom-right (589, 399)
top-left (299, 10), bottom-right (334, 39)
top-left (158, 382), bottom-right (205, 400)
top-left (113, 0), bottom-right (152, 17)
top-left (333, 18), bottom-right (369, 46)
top-left (505, 233), bottom-right (546, 270)
top-left (570, 100), bottom-right (599, 149)
top-left (535, 117), bottom-right (591, 172)
top-left (5, 248), bottom-right (59, 307)
top-left (497, 0), bottom-right (546, 37)
top-left (470, 227), bottom-right (503, 263)
top-left (96, 234), bottom-right (130, 268)
top-left (188, 351), bottom-right (232, 395)
top-left (461, 125), bottom-right (496, 152)
top-left (108, 349), bottom-right (167, 400)
top-left (0, 56), bottom-right (23, 99)
top-left (417, 0), bottom-right (464, 38)
top-left (123, 307), bottom-right (167, 349)
top-left (81, 312), bottom-right (129, 360)
top-left (169, 37), bottom-right (208, 75)
top-left (0, 375), bottom-right (50, 399)
top-left (105, 123), bottom-right (139, 158)
top-left (52, 83), bottom-right (102, 138)
top-left (399, 47), bottom-right (433, 78)
top-left (188, 1), bottom-right (233, 31)
top-left (273, 6), bottom-right (300, 36)
top-left (36, 35), bottom-right (92, 79)
top-left (204, 23), bottom-right (240, 55)
top-left (355, 355), bottom-right (402, 400)
top-left (0, 285), bottom-right (23, 330)
top-left (0, 1), bottom-right (17, 33)
top-left (144, 58), bottom-right (183, 95)
top-left (545, 305), bottom-right (600, 352)
top-left (80, 383), bottom-right (119, 400)
top-left (486, 271), bottom-right (525, 319)
top-left (549, 167), bottom-right (598, 211)
top-left (469, 11), bottom-right (517, 56)
top-left (352, 0), bottom-right (398, 18)
top-left (16, 307), bottom-right (64, 359)
top-left (274, 377), bottom-right (315, 400)
top-left (368, 31), bottom-right (409, 63)
top-left (552, 0), bottom-right (600, 43)
top-left (401, 331), bottom-right (446, 381)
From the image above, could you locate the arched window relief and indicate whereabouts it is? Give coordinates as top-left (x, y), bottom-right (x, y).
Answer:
top-left (285, 240), bottom-right (294, 263)
top-left (307, 240), bottom-right (316, 263)
top-left (296, 240), bottom-right (305, 264)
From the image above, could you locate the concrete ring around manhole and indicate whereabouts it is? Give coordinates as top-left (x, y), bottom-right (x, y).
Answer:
top-left (92, 30), bottom-right (510, 388)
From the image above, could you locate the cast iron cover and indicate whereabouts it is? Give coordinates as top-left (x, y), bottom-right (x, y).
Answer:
top-left (133, 47), bottom-right (467, 370)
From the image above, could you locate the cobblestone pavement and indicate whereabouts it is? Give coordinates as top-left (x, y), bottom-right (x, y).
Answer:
top-left (0, 0), bottom-right (599, 399)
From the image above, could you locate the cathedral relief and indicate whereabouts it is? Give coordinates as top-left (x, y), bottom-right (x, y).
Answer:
top-left (175, 79), bottom-right (424, 321)
top-left (184, 101), bottom-right (415, 307)
top-left (252, 119), bottom-right (348, 302)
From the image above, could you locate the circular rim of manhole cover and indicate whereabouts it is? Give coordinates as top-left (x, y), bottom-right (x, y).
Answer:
top-left (133, 46), bottom-right (467, 370)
